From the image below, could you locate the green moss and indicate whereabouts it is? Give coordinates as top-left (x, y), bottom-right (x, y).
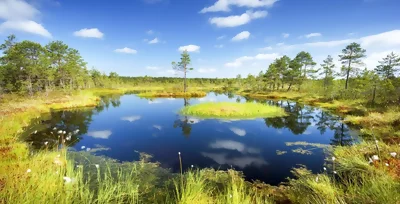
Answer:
top-left (180, 102), bottom-right (287, 119)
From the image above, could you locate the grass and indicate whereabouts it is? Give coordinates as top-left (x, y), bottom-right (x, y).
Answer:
top-left (137, 91), bottom-right (207, 98)
top-left (180, 102), bottom-right (287, 119)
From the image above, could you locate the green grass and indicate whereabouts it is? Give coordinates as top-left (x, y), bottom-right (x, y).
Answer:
top-left (137, 91), bottom-right (207, 98)
top-left (180, 102), bottom-right (287, 119)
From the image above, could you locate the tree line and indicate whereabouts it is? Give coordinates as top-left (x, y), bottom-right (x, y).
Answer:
top-left (0, 35), bottom-right (121, 95)
top-left (239, 42), bottom-right (400, 104)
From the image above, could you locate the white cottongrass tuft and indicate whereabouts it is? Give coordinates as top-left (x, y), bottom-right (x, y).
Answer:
top-left (323, 167), bottom-right (327, 171)
top-left (332, 156), bottom-right (336, 161)
top-left (375, 140), bottom-right (379, 144)
top-left (315, 176), bottom-right (319, 182)
top-left (191, 165), bottom-right (194, 168)
top-left (63, 131), bottom-right (66, 134)
top-left (33, 130), bottom-right (37, 134)
top-left (390, 152), bottom-right (397, 157)
top-left (178, 152), bottom-right (181, 155)
top-left (57, 130), bottom-right (62, 134)
top-left (63, 177), bottom-right (72, 183)
top-left (44, 141), bottom-right (48, 145)
top-left (27, 169), bottom-right (31, 173)
top-left (95, 164), bottom-right (99, 169)
top-left (81, 146), bottom-right (85, 149)
top-left (372, 155), bottom-right (379, 161)
top-left (53, 127), bottom-right (57, 130)
top-left (385, 163), bottom-right (389, 167)
top-left (86, 148), bottom-right (91, 152)
top-left (333, 171), bottom-right (337, 174)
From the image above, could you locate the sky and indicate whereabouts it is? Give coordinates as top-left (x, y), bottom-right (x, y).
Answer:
top-left (0, 0), bottom-right (399, 78)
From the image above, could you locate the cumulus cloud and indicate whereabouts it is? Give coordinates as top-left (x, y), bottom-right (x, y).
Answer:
top-left (303, 32), bottom-right (322, 38)
top-left (210, 10), bottom-right (267, 27)
top-left (0, 0), bottom-right (39, 20)
top-left (225, 53), bottom-right (280, 67)
top-left (232, 31), bottom-right (250, 41)
top-left (121, 115), bottom-right (141, 122)
top-left (178, 44), bottom-right (200, 52)
top-left (148, 37), bottom-right (159, 44)
top-left (198, 68), bottom-right (217, 73)
top-left (200, 0), bottom-right (278, 13)
top-left (217, 35), bottom-right (226, 40)
top-left (259, 46), bottom-right (272, 51)
top-left (0, 0), bottom-right (52, 38)
top-left (215, 44), bottom-right (224, 48)
top-left (146, 30), bottom-right (154, 35)
top-left (114, 47), bottom-right (137, 54)
top-left (87, 130), bottom-right (112, 139)
top-left (282, 33), bottom-right (290, 38)
top-left (73, 28), bottom-right (104, 38)
top-left (0, 20), bottom-right (52, 38)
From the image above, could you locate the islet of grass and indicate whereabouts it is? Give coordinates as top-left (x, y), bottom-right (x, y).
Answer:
top-left (180, 102), bottom-right (287, 119)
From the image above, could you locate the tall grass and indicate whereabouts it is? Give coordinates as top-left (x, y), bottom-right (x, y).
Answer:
top-left (180, 102), bottom-right (287, 119)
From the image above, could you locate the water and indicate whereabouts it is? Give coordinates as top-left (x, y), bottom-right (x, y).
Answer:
top-left (24, 93), bottom-right (357, 185)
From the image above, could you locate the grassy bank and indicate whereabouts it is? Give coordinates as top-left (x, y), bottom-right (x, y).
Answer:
top-left (137, 91), bottom-right (207, 98)
top-left (180, 102), bottom-right (287, 119)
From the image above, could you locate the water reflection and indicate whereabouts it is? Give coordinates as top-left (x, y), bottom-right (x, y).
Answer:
top-left (173, 98), bottom-right (192, 138)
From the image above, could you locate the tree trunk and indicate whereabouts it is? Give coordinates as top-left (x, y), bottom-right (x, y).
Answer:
top-left (287, 83), bottom-right (292, 91)
top-left (372, 84), bottom-right (376, 104)
top-left (183, 66), bottom-right (187, 93)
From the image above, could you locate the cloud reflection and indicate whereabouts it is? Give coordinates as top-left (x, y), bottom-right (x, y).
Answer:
top-left (209, 140), bottom-right (260, 154)
top-left (229, 127), bottom-right (246, 136)
top-left (121, 115), bottom-right (141, 122)
top-left (153, 125), bottom-right (162, 130)
top-left (87, 130), bottom-right (112, 139)
top-left (148, 100), bottom-right (162, 104)
top-left (201, 152), bottom-right (267, 169)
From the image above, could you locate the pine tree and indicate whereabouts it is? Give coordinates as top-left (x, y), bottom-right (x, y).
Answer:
top-left (172, 50), bottom-right (193, 93)
top-left (375, 52), bottom-right (400, 80)
top-left (338, 42), bottom-right (366, 89)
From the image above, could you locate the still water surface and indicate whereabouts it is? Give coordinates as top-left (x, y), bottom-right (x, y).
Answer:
top-left (25, 93), bottom-right (357, 185)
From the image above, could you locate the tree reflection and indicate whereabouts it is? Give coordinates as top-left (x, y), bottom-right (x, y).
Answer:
top-left (260, 99), bottom-right (354, 146)
top-left (173, 98), bottom-right (192, 138)
top-left (24, 95), bottom-right (121, 149)
top-left (263, 101), bottom-right (312, 135)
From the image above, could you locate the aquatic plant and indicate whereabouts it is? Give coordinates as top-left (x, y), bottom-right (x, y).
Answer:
top-left (180, 102), bottom-right (287, 119)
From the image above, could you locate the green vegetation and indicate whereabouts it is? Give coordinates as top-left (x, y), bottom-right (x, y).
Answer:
top-left (180, 102), bottom-right (287, 119)
top-left (137, 91), bottom-right (206, 98)
top-left (1, 34), bottom-right (400, 203)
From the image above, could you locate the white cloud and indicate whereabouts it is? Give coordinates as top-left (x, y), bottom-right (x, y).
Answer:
top-left (0, 20), bottom-right (52, 38)
top-left (146, 30), bottom-right (154, 35)
top-left (198, 97), bottom-right (217, 102)
top-left (146, 66), bottom-right (160, 70)
top-left (360, 30), bottom-right (400, 47)
top-left (276, 42), bottom-right (285, 46)
top-left (73, 28), bottom-right (104, 38)
top-left (209, 10), bottom-right (267, 28)
top-left (304, 32), bottom-right (322, 38)
top-left (259, 46), bottom-right (272, 51)
top-left (121, 115), bottom-right (141, 122)
top-left (183, 117), bottom-right (202, 124)
top-left (232, 31), bottom-right (250, 41)
top-left (148, 37), bottom-right (159, 44)
top-left (200, 0), bottom-right (278, 13)
top-left (217, 35), bottom-right (226, 40)
top-left (230, 127), bottom-right (246, 136)
top-left (0, 0), bottom-right (52, 38)
top-left (178, 44), bottom-right (200, 52)
top-left (0, 0), bottom-right (39, 20)
top-left (87, 130), bottom-right (112, 139)
top-left (348, 32), bottom-right (356, 36)
top-left (214, 44), bottom-right (224, 48)
top-left (282, 33), bottom-right (290, 38)
top-left (225, 53), bottom-right (280, 67)
top-left (114, 47), bottom-right (137, 54)
top-left (198, 68), bottom-right (217, 73)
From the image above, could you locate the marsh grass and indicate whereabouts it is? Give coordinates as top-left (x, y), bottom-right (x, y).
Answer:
top-left (137, 91), bottom-right (207, 98)
top-left (180, 102), bottom-right (287, 119)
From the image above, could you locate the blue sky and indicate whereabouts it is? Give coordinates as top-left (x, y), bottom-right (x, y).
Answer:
top-left (0, 0), bottom-right (399, 78)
